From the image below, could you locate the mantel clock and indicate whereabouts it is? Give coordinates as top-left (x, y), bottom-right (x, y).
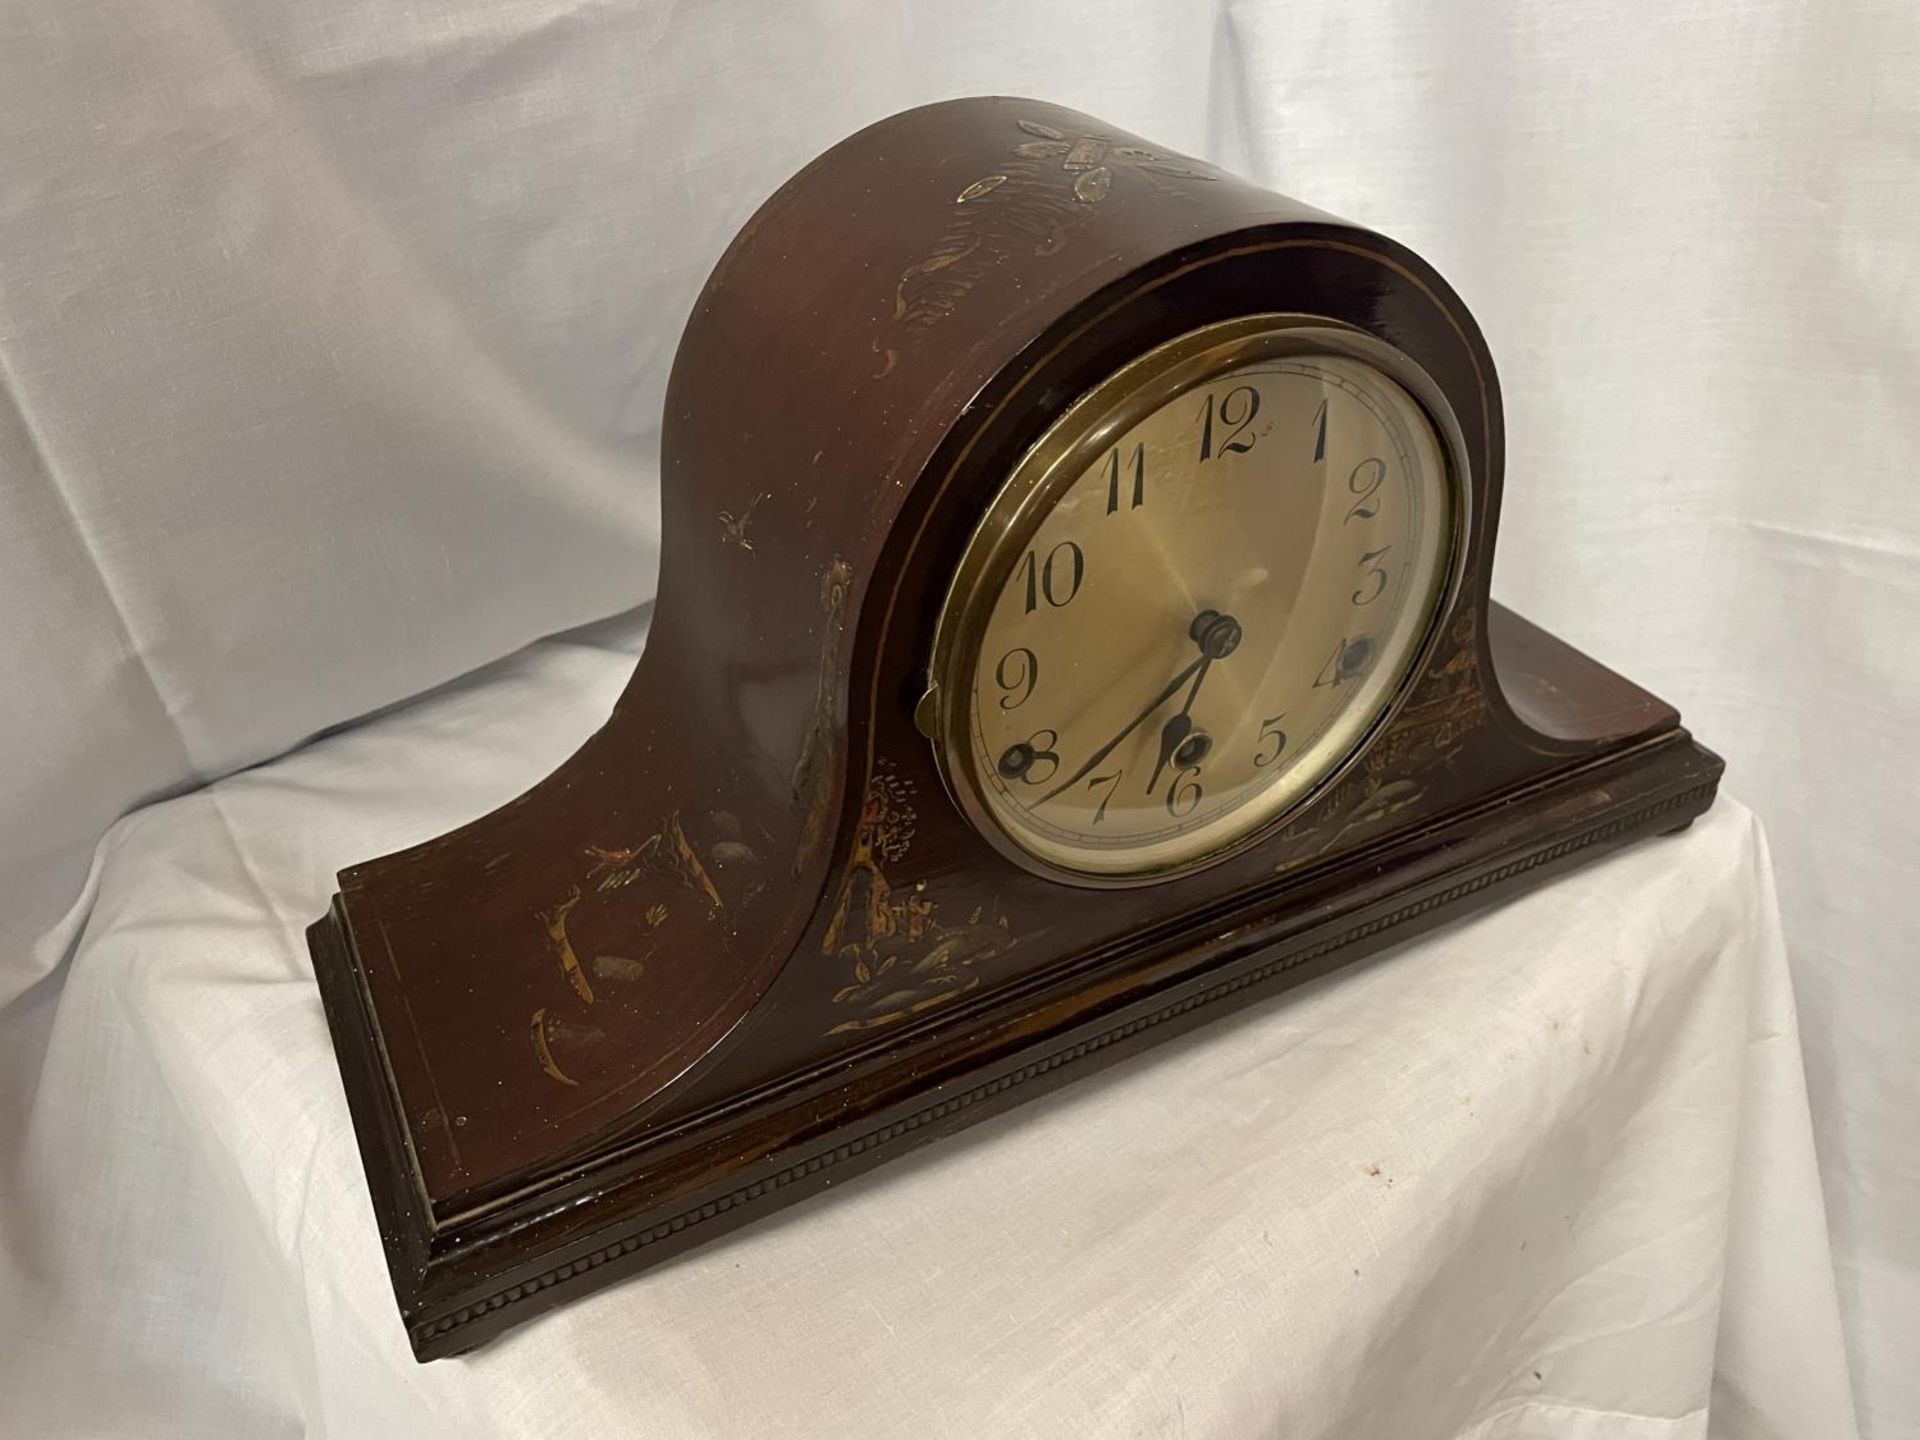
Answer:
top-left (308, 98), bottom-right (1721, 1359)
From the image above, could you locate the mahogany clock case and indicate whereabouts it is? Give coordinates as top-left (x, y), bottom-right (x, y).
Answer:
top-left (306, 97), bottom-right (1722, 1359)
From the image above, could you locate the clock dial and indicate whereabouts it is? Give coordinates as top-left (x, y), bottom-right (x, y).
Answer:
top-left (937, 324), bottom-right (1457, 880)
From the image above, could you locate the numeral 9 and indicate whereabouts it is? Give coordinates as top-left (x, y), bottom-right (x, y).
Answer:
top-left (994, 646), bottom-right (1038, 709)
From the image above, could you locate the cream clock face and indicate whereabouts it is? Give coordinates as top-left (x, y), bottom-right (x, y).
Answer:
top-left (930, 320), bottom-right (1459, 882)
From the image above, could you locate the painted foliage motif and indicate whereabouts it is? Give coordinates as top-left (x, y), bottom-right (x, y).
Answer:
top-left (528, 810), bottom-right (765, 1088)
top-left (822, 766), bottom-right (1025, 1034)
top-left (1268, 606), bottom-right (1490, 866)
top-left (874, 118), bottom-right (1220, 376)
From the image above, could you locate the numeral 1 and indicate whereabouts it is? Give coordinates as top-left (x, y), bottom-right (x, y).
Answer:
top-left (1104, 442), bottom-right (1145, 513)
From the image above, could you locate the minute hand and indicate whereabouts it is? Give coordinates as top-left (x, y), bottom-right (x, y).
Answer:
top-left (1034, 655), bottom-right (1207, 806)
top-left (1145, 657), bottom-right (1213, 795)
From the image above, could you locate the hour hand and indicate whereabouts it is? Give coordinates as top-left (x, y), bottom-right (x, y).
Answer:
top-left (1145, 611), bottom-right (1239, 793)
top-left (1145, 710), bottom-right (1193, 795)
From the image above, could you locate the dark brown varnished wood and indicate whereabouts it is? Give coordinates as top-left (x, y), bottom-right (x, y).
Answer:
top-left (306, 97), bottom-right (1721, 1359)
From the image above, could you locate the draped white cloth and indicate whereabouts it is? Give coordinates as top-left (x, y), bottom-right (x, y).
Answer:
top-left (0, 1), bottom-right (1908, 1433)
top-left (0, 615), bottom-right (1857, 1438)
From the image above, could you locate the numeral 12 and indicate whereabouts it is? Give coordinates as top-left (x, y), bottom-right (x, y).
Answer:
top-left (1198, 385), bottom-right (1261, 461)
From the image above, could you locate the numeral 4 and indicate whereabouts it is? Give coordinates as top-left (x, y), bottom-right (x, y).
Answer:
top-left (1313, 637), bottom-right (1374, 689)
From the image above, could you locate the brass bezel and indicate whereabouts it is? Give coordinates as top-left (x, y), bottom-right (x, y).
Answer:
top-left (921, 314), bottom-right (1472, 888)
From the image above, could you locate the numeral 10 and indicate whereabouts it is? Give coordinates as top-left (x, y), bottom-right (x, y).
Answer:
top-left (1020, 540), bottom-right (1084, 612)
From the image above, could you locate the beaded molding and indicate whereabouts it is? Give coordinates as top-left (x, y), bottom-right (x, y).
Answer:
top-left (414, 780), bottom-right (1713, 1348)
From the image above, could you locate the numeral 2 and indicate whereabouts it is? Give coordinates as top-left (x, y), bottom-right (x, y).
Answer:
top-left (1345, 458), bottom-right (1386, 523)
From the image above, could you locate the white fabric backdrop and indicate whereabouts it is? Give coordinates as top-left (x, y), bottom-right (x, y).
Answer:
top-left (0, 0), bottom-right (1912, 1432)
top-left (0, 615), bottom-right (1859, 1438)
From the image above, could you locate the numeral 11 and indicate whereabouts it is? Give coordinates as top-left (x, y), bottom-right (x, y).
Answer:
top-left (1105, 442), bottom-right (1145, 514)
